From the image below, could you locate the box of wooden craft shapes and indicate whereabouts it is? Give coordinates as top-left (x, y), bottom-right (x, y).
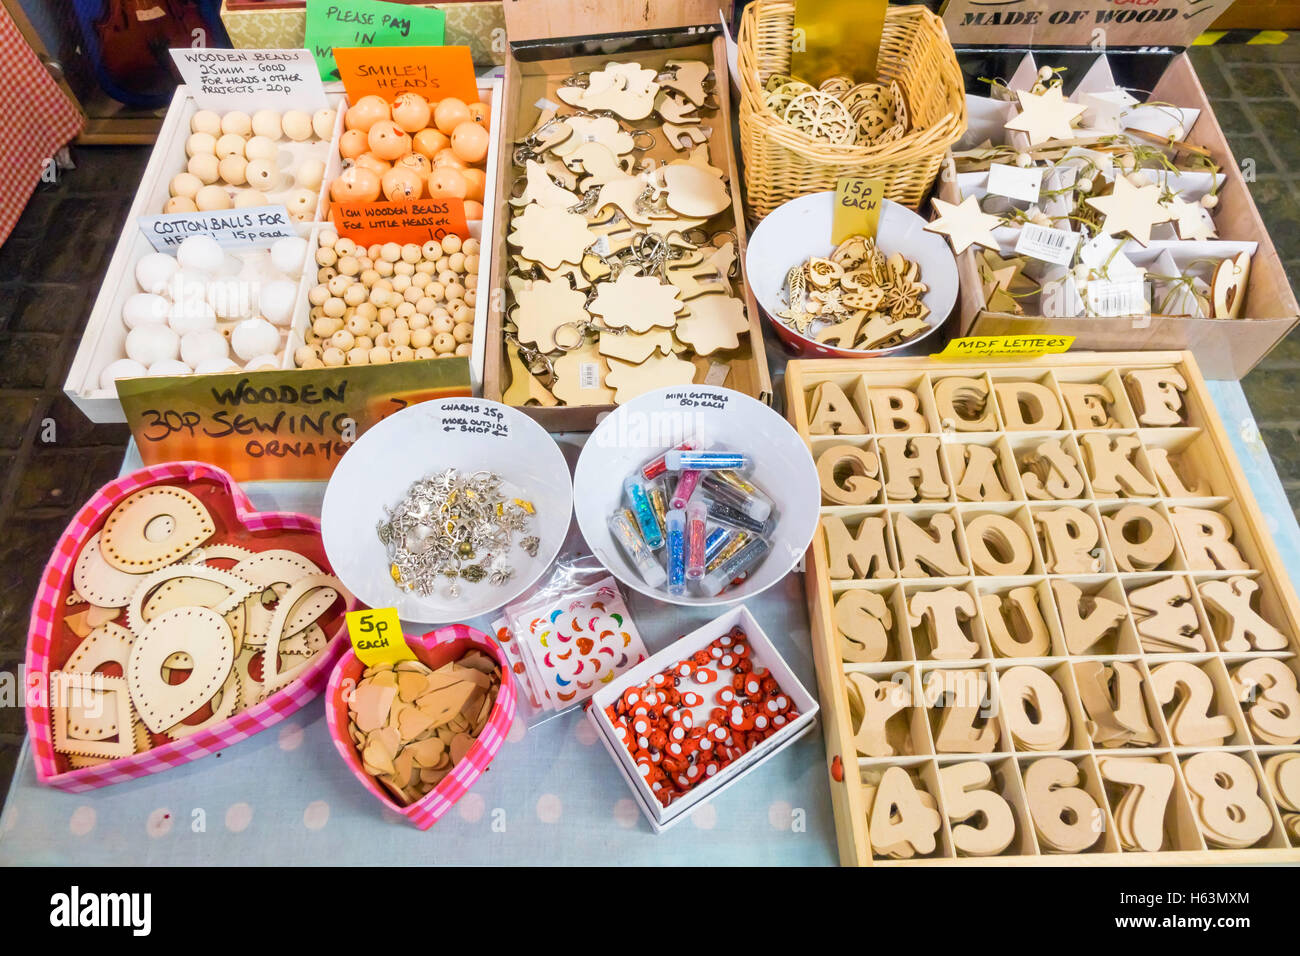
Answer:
top-left (936, 0), bottom-right (1299, 381)
top-left (787, 351), bottom-right (1300, 865)
top-left (481, 0), bottom-right (774, 431)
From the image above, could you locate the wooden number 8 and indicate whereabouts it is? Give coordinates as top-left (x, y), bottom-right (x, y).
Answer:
top-left (1182, 751), bottom-right (1273, 849)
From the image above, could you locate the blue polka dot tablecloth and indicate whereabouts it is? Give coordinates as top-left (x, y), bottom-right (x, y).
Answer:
top-left (0, 380), bottom-right (1293, 865)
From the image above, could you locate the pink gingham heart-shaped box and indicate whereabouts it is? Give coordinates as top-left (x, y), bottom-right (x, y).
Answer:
top-left (26, 461), bottom-right (356, 792)
top-left (326, 624), bottom-right (516, 829)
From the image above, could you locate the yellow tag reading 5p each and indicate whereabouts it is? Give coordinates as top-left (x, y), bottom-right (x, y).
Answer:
top-left (346, 607), bottom-right (416, 667)
top-left (832, 177), bottom-right (886, 245)
top-left (935, 335), bottom-right (1075, 361)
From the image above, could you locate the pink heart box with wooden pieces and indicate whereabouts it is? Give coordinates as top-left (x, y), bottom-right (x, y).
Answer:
top-left (325, 623), bottom-right (517, 830)
top-left (25, 460), bottom-right (357, 792)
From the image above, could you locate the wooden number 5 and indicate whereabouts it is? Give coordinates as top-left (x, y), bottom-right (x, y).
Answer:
top-left (939, 761), bottom-right (1016, 857)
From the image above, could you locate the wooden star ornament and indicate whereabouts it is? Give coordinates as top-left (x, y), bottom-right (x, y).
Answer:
top-left (926, 196), bottom-right (1002, 255)
top-left (1167, 195), bottom-right (1218, 242)
top-left (1085, 176), bottom-right (1173, 246)
top-left (1005, 85), bottom-right (1087, 146)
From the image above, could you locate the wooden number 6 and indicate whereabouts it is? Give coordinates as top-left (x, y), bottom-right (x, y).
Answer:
top-left (1023, 757), bottom-right (1104, 853)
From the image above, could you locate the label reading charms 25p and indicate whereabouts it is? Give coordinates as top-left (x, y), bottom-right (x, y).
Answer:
top-left (438, 402), bottom-right (509, 438)
top-left (663, 389), bottom-right (729, 411)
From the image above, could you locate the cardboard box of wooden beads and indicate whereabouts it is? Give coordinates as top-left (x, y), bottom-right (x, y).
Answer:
top-left (587, 604), bottom-right (818, 832)
top-left (481, 0), bottom-right (773, 431)
top-left (938, 2), bottom-right (1300, 381)
top-left (786, 351), bottom-right (1300, 865)
top-left (66, 79), bottom-right (501, 424)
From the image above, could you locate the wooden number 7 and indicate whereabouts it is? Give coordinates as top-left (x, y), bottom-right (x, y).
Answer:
top-left (1098, 757), bottom-right (1174, 853)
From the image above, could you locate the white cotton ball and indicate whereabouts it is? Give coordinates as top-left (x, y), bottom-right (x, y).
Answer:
top-left (206, 276), bottom-right (254, 320)
top-left (231, 317), bottom-right (279, 360)
top-left (169, 269), bottom-right (210, 303)
top-left (244, 353), bottom-right (280, 371)
top-left (180, 328), bottom-right (229, 367)
top-left (258, 278), bottom-right (298, 326)
top-left (122, 293), bottom-right (170, 329)
top-left (99, 358), bottom-right (148, 390)
top-left (126, 324), bottom-right (180, 365)
top-left (168, 297), bottom-right (217, 336)
top-left (135, 252), bottom-right (178, 294)
top-left (194, 357), bottom-right (241, 374)
top-left (270, 235), bottom-right (309, 276)
top-left (148, 359), bottom-right (193, 377)
top-left (176, 234), bottom-right (225, 274)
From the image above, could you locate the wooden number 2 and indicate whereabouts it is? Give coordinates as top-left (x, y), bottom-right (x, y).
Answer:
top-left (939, 761), bottom-right (1016, 857)
top-left (1150, 661), bottom-right (1233, 748)
top-left (1182, 751), bottom-right (1274, 849)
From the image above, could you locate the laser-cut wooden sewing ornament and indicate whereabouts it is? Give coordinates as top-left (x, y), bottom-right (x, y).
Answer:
top-left (100, 486), bottom-right (216, 572)
top-left (73, 532), bottom-right (150, 608)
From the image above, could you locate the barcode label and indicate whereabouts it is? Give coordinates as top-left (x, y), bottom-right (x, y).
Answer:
top-left (1084, 279), bottom-right (1148, 317)
top-left (1016, 223), bottom-right (1080, 265)
top-left (704, 362), bottom-right (730, 386)
top-left (987, 163), bottom-right (1043, 203)
top-left (579, 362), bottom-right (601, 389)
top-left (534, 97), bottom-right (561, 111)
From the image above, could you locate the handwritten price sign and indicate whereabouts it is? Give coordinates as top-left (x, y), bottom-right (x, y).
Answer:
top-left (832, 177), bottom-right (885, 244)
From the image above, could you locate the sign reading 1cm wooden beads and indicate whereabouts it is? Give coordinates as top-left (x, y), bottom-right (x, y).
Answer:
top-left (787, 351), bottom-right (1300, 865)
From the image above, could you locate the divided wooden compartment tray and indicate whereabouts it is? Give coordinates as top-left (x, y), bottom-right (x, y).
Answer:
top-left (786, 351), bottom-right (1300, 865)
top-left (482, 32), bottom-right (773, 431)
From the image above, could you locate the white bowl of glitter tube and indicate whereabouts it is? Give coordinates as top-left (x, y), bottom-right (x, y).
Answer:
top-left (321, 397), bottom-right (573, 624)
top-left (572, 385), bottom-right (820, 607)
top-left (746, 190), bottom-right (959, 359)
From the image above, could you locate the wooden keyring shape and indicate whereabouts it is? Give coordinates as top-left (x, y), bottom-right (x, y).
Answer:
top-left (99, 485), bottom-right (216, 573)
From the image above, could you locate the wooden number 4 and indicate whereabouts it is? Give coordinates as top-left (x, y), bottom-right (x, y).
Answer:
top-left (869, 766), bottom-right (941, 858)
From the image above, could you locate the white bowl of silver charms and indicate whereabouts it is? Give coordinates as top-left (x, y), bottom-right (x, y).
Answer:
top-left (321, 398), bottom-right (573, 624)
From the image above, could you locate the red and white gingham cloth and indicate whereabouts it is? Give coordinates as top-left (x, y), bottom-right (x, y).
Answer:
top-left (326, 624), bottom-right (517, 830)
top-left (0, 3), bottom-right (83, 246)
top-left (25, 460), bottom-right (356, 792)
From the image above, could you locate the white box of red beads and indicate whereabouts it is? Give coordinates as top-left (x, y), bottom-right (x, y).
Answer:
top-left (587, 605), bottom-right (819, 832)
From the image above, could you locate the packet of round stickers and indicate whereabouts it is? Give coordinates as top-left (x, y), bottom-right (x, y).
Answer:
top-left (492, 556), bottom-right (647, 722)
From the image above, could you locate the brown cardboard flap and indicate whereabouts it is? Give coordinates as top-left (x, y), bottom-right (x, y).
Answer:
top-left (502, 0), bottom-right (732, 44)
top-left (941, 0), bottom-right (1233, 49)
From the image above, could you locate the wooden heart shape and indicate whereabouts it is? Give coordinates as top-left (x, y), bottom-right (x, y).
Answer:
top-left (326, 624), bottom-right (517, 830)
top-left (26, 461), bottom-right (357, 791)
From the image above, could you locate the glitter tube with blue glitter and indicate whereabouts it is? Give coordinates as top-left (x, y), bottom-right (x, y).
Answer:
top-left (663, 450), bottom-right (749, 471)
top-left (703, 525), bottom-right (732, 565)
top-left (665, 509), bottom-right (686, 596)
top-left (624, 475), bottom-right (663, 549)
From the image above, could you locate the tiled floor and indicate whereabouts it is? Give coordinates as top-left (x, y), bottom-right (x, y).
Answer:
top-left (1, 40), bottom-right (1299, 805)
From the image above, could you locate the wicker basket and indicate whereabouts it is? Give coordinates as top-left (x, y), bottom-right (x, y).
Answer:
top-left (737, 1), bottom-right (967, 222)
